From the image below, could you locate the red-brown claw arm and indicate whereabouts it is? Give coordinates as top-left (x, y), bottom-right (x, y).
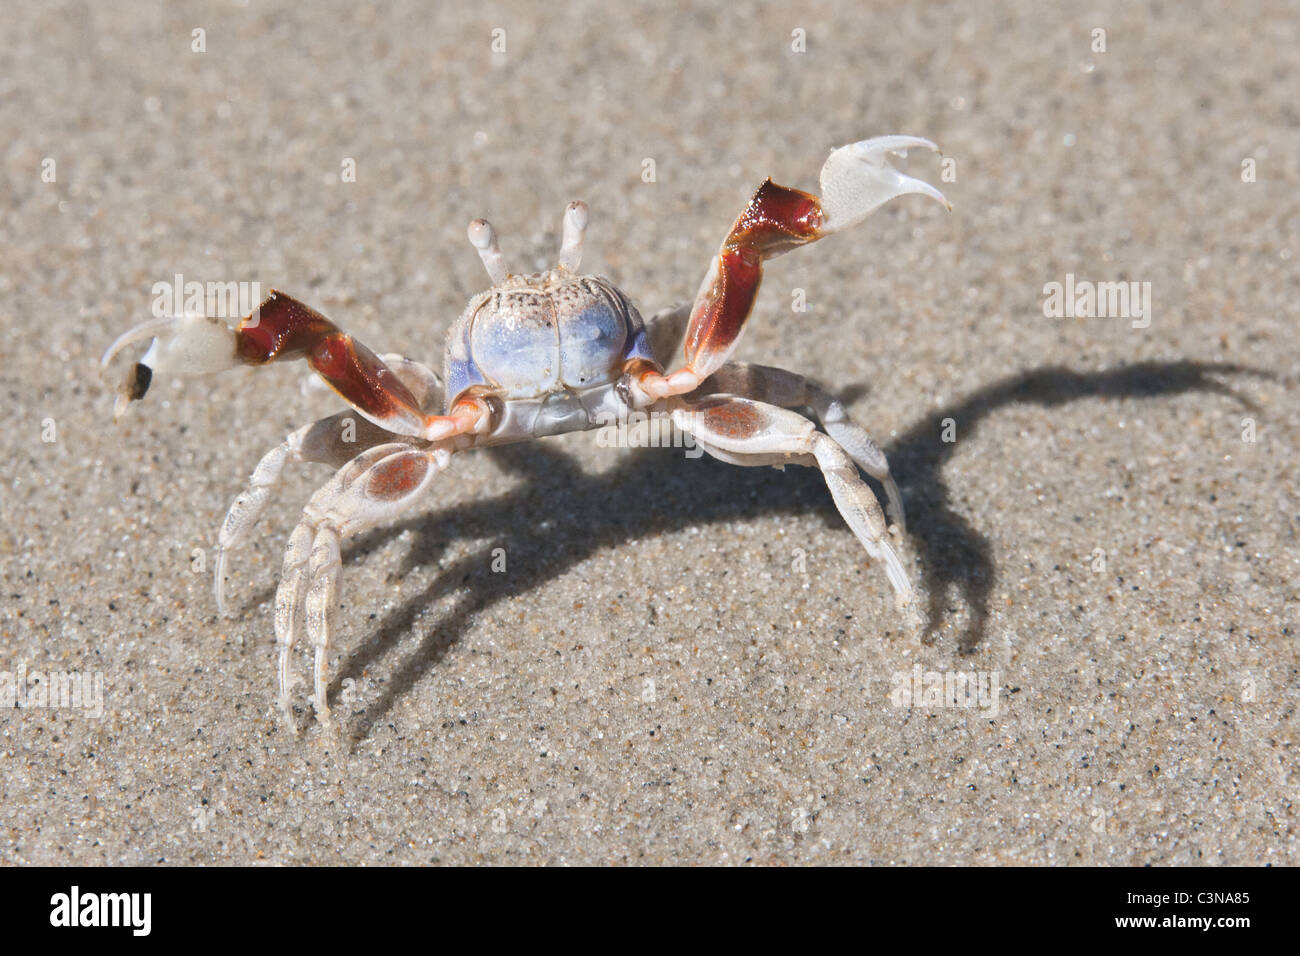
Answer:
top-left (104, 290), bottom-right (492, 441)
top-left (682, 180), bottom-right (823, 382)
top-left (632, 136), bottom-right (948, 405)
top-left (235, 292), bottom-right (429, 435)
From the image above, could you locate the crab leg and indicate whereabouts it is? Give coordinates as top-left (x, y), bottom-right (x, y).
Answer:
top-left (275, 442), bottom-right (453, 733)
top-left (213, 413), bottom-right (405, 615)
top-left (700, 361), bottom-right (906, 531)
top-left (670, 394), bottom-right (916, 617)
top-left (102, 292), bottom-right (490, 441)
top-left (212, 354), bottom-right (441, 614)
top-left (629, 136), bottom-right (949, 404)
top-left (274, 443), bottom-right (411, 731)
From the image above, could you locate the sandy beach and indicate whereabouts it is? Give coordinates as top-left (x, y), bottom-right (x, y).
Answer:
top-left (1, 0), bottom-right (1295, 864)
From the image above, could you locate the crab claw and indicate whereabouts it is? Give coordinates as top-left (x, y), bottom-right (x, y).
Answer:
top-left (818, 135), bottom-right (950, 235)
top-left (101, 313), bottom-right (238, 418)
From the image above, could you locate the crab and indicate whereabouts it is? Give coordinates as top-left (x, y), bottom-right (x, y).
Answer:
top-left (102, 135), bottom-right (949, 733)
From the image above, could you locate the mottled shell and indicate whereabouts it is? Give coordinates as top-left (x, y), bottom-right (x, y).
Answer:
top-left (443, 271), bottom-right (654, 407)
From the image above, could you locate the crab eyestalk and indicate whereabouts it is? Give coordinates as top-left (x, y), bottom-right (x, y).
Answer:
top-left (557, 200), bottom-right (589, 272)
top-left (468, 218), bottom-right (510, 285)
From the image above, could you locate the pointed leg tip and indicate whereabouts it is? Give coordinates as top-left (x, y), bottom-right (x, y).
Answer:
top-left (902, 601), bottom-right (925, 631)
top-left (315, 713), bottom-right (338, 741)
top-left (307, 691), bottom-right (336, 735)
top-left (277, 700), bottom-right (300, 737)
top-left (213, 553), bottom-right (230, 616)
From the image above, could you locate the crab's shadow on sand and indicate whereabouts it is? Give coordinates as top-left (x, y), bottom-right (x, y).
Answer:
top-left (275, 360), bottom-right (1263, 742)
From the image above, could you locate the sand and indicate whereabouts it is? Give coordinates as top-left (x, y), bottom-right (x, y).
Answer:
top-left (1, 0), bottom-right (1296, 864)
